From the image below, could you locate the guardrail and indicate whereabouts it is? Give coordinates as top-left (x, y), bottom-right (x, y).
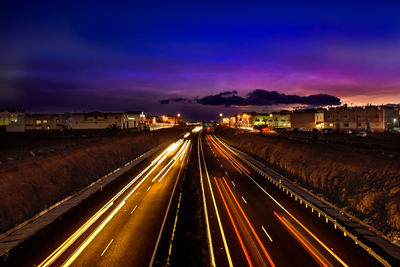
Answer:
top-left (215, 135), bottom-right (393, 267)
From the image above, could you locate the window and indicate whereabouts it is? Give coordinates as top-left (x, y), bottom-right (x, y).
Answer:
top-left (43, 120), bottom-right (48, 124)
top-left (374, 115), bottom-right (379, 119)
top-left (344, 123), bottom-right (349, 127)
top-left (36, 120), bottom-right (41, 125)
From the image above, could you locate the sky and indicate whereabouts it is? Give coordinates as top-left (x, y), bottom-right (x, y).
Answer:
top-left (0, 1), bottom-right (399, 121)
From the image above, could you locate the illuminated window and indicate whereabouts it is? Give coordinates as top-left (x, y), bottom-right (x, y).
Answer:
top-left (43, 120), bottom-right (48, 124)
top-left (36, 120), bottom-right (41, 125)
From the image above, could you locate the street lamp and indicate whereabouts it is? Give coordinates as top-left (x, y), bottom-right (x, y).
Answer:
top-left (219, 113), bottom-right (223, 125)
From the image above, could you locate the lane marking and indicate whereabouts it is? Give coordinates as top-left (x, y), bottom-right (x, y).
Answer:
top-left (148, 143), bottom-right (191, 267)
top-left (62, 201), bottom-right (125, 266)
top-left (221, 178), bottom-right (275, 267)
top-left (166, 193), bottom-right (182, 265)
top-left (100, 239), bottom-right (114, 256)
top-left (231, 181), bottom-right (235, 187)
top-left (146, 186), bottom-right (151, 192)
top-left (217, 138), bottom-right (349, 267)
top-left (206, 135), bottom-right (242, 174)
top-left (197, 133), bottom-right (216, 266)
top-left (130, 205), bottom-right (137, 214)
top-left (241, 196), bottom-right (247, 204)
top-left (274, 212), bottom-right (329, 267)
top-left (202, 135), bottom-right (233, 266)
top-left (39, 141), bottom-right (185, 267)
top-left (220, 164), bottom-right (223, 168)
top-left (210, 135), bottom-right (251, 174)
top-left (262, 226), bottom-right (273, 242)
top-left (214, 178), bottom-right (253, 267)
top-left (225, 171), bottom-right (228, 176)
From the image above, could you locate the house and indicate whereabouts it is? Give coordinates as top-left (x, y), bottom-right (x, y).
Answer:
top-left (291, 109), bottom-right (324, 131)
top-left (0, 109), bottom-right (25, 132)
top-left (71, 111), bottom-right (126, 130)
top-left (324, 105), bottom-right (399, 131)
top-left (25, 113), bottom-right (70, 131)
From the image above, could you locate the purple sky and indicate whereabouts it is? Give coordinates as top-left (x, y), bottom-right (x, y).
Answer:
top-left (0, 1), bottom-right (399, 120)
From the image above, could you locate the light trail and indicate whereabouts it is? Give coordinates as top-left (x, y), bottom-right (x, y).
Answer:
top-left (38, 202), bottom-right (113, 267)
top-left (214, 136), bottom-right (349, 267)
top-left (197, 133), bottom-right (216, 267)
top-left (206, 135), bottom-right (243, 174)
top-left (214, 177), bottom-right (253, 267)
top-left (274, 212), bottom-right (329, 267)
top-left (222, 177), bottom-right (275, 267)
top-left (62, 201), bottom-right (126, 267)
top-left (209, 135), bottom-right (251, 174)
top-left (200, 135), bottom-right (233, 266)
top-left (38, 139), bottom-right (183, 267)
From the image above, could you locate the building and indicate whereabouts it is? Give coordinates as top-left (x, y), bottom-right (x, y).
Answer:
top-left (71, 111), bottom-right (126, 130)
top-left (145, 115), bottom-right (181, 131)
top-left (25, 113), bottom-right (70, 131)
top-left (291, 109), bottom-right (324, 131)
top-left (324, 105), bottom-right (399, 131)
top-left (253, 111), bottom-right (291, 128)
top-left (125, 111), bottom-right (146, 129)
top-left (0, 109), bottom-right (25, 132)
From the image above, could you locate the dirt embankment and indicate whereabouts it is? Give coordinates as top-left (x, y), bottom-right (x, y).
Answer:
top-left (217, 128), bottom-right (400, 240)
top-left (0, 128), bottom-right (184, 233)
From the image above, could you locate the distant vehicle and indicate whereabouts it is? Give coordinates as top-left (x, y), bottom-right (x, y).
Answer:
top-left (365, 128), bottom-right (374, 134)
top-left (357, 131), bottom-right (367, 137)
top-left (343, 129), bottom-right (352, 134)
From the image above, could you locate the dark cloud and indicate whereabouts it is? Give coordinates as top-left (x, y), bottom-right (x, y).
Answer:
top-left (160, 98), bottom-right (190, 104)
top-left (195, 89), bottom-right (341, 106)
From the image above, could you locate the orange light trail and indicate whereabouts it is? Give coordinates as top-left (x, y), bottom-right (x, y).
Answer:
top-left (209, 135), bottom-right (251, 174)
top-left (274, 212), bottom-right (329, 267)
top-left (207, 135), bottom-right (243, 174)
top-left (222, 177), bottom-right (275, 267)
top-left (214, 177), bottom-right (253, 267)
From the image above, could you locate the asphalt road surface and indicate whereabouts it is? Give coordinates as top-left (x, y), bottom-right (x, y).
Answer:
top-left (198, 130), bottom-right (382, 267)
top-left (4, 137), bottom-right (191, 267)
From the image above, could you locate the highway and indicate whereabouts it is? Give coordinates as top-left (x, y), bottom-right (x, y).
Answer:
top-left (198, 130), bottom-right (382, 267)
top-left (5, 136), bottom-right (191, 267)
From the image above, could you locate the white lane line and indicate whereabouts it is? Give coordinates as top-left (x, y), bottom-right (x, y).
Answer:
top-left (217, 158), bottom-right (219, 161)
top-left (101, 239), bottom-right (114, 256)
top-left (130, 205), bottom-right (137, 214)
top-left (241, 196), bottom-right (247, 204)
top-left (217, 137), bottom-right (349, 267)
top-left (149, 143), bottom-right (188, 267)
top-left (231, 181), bottom-right (235, 187)
top-left (262, 226), bottom-right (273, 242)
top-left (146, 186), bottom-right (151, 192)
top-left (220, 164), bottom-right (223, 168)
top-left (201, 134), bottom-right (233, 266)
top-left (225, 171), bottom-right (228, 176)
top-left (198, 135), bottom-right (216, 267)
